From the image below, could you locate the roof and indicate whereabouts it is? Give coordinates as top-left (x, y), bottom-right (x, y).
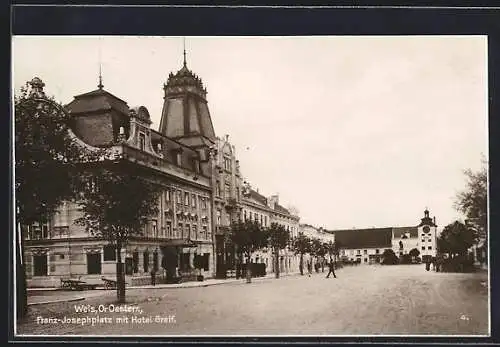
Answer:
top-left (331, 227), bottom-right (393, 249)
top-left (274, 203), bottom-right (290, 215)
top-left (392, 226), bottom-right (418, 239)
top-left (150, 129), bottom-right (208, 175)
top-left (65, 88), bottom-right (129, 116)
top-left (248, 189), bottom-right (268, 206)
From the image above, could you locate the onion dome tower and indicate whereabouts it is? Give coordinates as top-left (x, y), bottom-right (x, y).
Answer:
top-left (159, 46), bottom-right (216, 155)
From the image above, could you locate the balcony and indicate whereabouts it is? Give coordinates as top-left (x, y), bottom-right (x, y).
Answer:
top-left (226, 197), bottom-right (238, 209)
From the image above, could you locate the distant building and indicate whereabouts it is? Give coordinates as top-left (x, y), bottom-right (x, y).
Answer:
top-left (299, 224), bottom-right (335, 244)
top-left (240, 189), bottom-right (300, 275)
top-left (327, 209), bottom-right (438, 265)
top-left (333, 227), bottom-right (392, 265)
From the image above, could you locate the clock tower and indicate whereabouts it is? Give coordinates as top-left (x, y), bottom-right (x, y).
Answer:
top-left (417, 208), bottom-right (438, 262)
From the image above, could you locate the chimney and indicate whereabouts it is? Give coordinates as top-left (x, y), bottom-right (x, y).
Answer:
top-left (269, 194), bottom-right (279, 209)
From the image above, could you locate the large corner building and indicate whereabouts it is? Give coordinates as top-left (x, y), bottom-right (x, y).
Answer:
top-left (22, 55), bottom-right (300, 287)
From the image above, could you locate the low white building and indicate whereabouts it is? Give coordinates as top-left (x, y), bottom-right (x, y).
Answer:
top-left (329, 209), bottom-right (439, 265)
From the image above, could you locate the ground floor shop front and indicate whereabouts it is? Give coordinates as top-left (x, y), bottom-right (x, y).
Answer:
top-left (24, 238), bottom-right (214, 288)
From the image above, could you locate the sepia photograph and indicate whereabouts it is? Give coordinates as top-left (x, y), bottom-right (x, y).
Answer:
top-left (12, 35), bottom-right (489, 337)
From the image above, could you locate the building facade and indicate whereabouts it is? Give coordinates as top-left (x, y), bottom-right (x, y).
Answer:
top-left (24, 66), bottom-right (217, 287)
top-left (240, 190), bottom-right (300, 275)
top-left (22, 54), bottom-right (303, 287)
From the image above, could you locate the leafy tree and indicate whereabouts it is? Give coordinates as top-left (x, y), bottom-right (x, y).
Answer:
top-left (409, 248), bottom-right (420, 262)
top-left (381, 249), bottom-right (398, 265)
top-left (310, 238), bottom-right (324, 257)
top-left (437, 221), bottom-right (477, 258)
top-left (75, 166), bottom-right (161, 303)
top-left (15, 79), bottom-right (97, 226)
top-left (229, 219), bottom-right (268, 283)
top-left (291, 232), bottom-right (311, 275)
top-left (14, 78), bottom-right (99, 320)
top-left (454, 159), bottom-right (488, 260)
top-left (267, 223), bottom-right (290, 278)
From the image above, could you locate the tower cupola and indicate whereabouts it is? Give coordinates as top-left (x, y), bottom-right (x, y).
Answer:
top-left (158, 46), bottom-right (216, 148)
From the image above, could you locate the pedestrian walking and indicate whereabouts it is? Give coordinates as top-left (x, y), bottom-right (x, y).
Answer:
top-left (326, 259), bottom-right (337, 278)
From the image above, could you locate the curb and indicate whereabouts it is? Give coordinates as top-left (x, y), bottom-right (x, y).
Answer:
top-left (28, 296), bottom-right (85, 306)
top-left (129, 273), bottom-right (299, 290)
top-left (27, 273), bottom-right (303, 292)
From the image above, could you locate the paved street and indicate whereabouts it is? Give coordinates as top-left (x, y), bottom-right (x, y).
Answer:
top-left (18, 265), bottom-right (489, 336)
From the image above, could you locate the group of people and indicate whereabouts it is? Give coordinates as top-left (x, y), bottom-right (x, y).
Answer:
top-left (425, 256), bottom-right (443, 272)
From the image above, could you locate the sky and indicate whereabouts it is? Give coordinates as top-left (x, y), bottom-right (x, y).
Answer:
top-left (12, 36), bottom-right (488, 231)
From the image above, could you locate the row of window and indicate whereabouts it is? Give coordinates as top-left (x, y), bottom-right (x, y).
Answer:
top-left (146, 220), bottom-right (211, 240)
top-left (176, 223), bottom-right (210, 240)
top-left (166, 190), bottom-right (209, 209)
top-left (243, 210), bottom-right (268, 227)
top-left (342, 249), bottom-right (381, 256)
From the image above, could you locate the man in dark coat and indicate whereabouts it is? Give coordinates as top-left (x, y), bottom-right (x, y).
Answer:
top-left (326, 258), bottom-right (337, 278)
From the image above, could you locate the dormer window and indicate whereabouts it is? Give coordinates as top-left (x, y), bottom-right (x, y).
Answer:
top-left (139, 133), bottom-right (146, 151)
top-left (176, 152), bottom-right (182, 166)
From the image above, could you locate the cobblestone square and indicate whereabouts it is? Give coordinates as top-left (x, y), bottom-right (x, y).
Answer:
top-left (18, 265), bottom-right (489, 336)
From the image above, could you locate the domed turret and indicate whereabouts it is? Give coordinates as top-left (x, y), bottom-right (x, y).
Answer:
top-left (159, 48), bottom-right (216, 148)
top-left (163, 62), bottom-right (208, 99)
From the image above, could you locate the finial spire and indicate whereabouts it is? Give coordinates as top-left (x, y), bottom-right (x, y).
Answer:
top-left (183, 37), bottom-right (187, 67)
top-left (98, 63), bottom-right (103, 90)
top-left (98, 37), bottom-right (104, 90)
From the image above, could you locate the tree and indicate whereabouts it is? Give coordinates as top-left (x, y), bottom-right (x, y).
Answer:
top-left (381, 249), bottom-right (398, 265)
top-left (291, 232), bottom-right (311, 275)
top-left (437, 221), bottom-right (477, 258)
top-left (75, 166), bottom-right (161, 303)
top-left (229, 219), bottom-right (268, 283)
top-left (267, 223), bottom-right (290, 278)
top-left (14, 78), bottom-right (99, 320)
top-left (310, 238), bottom-right (323, 257)
top-left (324, 241), bottom-right (337, 262)
top-left (454, 159), bottom-right (488, 261)
top-left (409, 248), bottom-right (420, 262)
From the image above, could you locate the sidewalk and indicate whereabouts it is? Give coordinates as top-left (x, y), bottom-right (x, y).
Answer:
top-left (27, 271), bottom-right (302, 292)
top-left (129, 271), bottom-right (301, 289)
